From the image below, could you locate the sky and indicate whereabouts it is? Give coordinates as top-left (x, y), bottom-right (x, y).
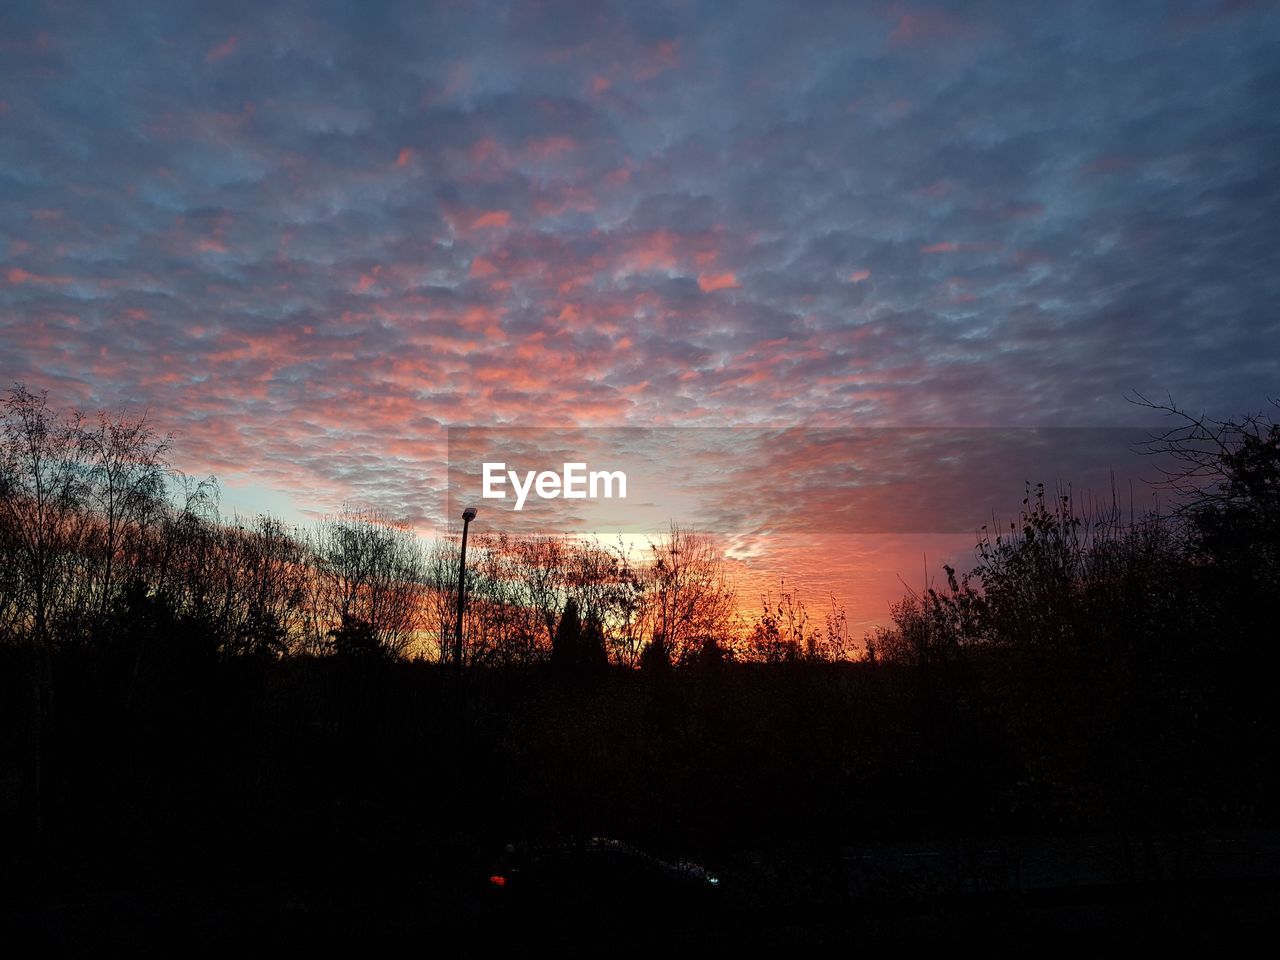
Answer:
top-left (3, 0), bottom-right (1278, 631)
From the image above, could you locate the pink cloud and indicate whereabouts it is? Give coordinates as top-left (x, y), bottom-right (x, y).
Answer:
top-left (6, 267), bottom-right (72, 286)
top-left (471, 210), bottom-right (512, 230)
top-left (887, 4), bottom-right (977, 47)
top-left (622, 230), bottom-right (681, 272)
top-left (698, 272), bottom-right (740, 293)
top-left (635, 38), bottom-right (680, 80)
top-left (205, 35), bottom-right (239, 64)
top-left (603, 166), bottom-right (632, 186)
top-left (920, 241), bottom-right (999, 254)
top-left (469, 137), bottom-right (501, 166)
top-left (524, 135), bottom-right (577, 160)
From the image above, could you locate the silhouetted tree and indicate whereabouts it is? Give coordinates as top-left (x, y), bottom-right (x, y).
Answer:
top-left (551, 598), bottom-right (582, 673)
top-left (0, 384), bottom-right (90, 646)
top-left (313, 506), bottom-right (424, 658)
top-left (642, 525), bottom-right (736, 664)
top-left (693, 634), bottom-right (727, 669)
top-left (329, 612), bottom-right (384, 660)
top-left (581, 610), bottom-right (609, 674)
top-left (79, 406), bottom-right (171, 619)
top-left (639, 633), bottom-right (671, 674)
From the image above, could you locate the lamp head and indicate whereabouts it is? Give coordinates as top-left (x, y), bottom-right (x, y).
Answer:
top-left (462, 506), bottom-right (478, 522)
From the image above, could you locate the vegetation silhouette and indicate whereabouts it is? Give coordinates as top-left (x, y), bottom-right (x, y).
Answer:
top-left (2, 383), bottom-right (1279, 949)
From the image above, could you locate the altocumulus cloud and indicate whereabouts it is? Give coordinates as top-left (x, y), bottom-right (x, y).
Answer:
top-left (1, 0), bottom-right (1278, 530)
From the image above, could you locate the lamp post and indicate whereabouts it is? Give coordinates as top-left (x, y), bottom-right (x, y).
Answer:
top-left (454, 506), bottom-right (477, 672)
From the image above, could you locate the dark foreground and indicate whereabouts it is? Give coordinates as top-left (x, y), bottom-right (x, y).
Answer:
top-left (9, 827), bottom-right (1280, 953)
top-left (3, 651), bottom-right (1278, 952)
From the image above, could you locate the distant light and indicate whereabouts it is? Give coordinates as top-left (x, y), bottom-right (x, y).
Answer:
top-left (707, 876), bottom-right (720, 886)
top-left (488, 875), bottom-right (506, 887)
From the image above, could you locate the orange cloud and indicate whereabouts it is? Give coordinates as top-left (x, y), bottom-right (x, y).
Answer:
top-left (6, 267), bottom-right (72, 286)
top-left (471, 210), bottom-right (512, 230)
top-left (848, 269), bottom-right (871, 283)
top-left (623, 230), bottom-right (680, 272)
top-left (698, 272), bottom-right (740, 293)
top-left (921, 241), bottom-right (998, 254)
top-left (395, 147), bottom-right (414, 168)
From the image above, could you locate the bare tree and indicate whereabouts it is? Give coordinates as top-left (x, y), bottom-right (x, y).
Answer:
top-left (220, 515), bottom-right (310, 658)
top-left (1132, 392), bottom-right (1280, 520)
top-left (0, 384), bottom-right (90, 646)
top-left (641, 525), bottom-right (736, 665)
top-left (313, 505), bottom-right (425, 657)
top-left (79, 406), bottom-right (171, 618)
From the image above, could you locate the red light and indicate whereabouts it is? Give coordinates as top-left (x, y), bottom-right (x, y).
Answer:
top-left (489, 875), bottom-right (507, 887)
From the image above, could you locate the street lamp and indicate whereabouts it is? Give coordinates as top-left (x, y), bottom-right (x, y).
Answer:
top-left (454, 505), bottom-right (478, 672)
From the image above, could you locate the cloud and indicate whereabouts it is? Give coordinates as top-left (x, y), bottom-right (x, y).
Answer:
top-left (470, 210), bottom-right (512, 230)
top-left (205, 35), bottom-right (239, 64)
top-left (697, 271), bottom-right (739, 293)
top-left (0, 0), bottom-right (1276, 621)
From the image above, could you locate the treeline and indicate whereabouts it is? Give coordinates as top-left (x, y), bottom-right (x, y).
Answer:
top-left (0, 383), bottom-right (411, 659)
top-left (868, 393), bottom-right (1279, 676)
top-left (0, 384), bottom-right (853, 668)
top-left (4, 383), bottom-right (1277, 685)
top-left (860, 395), bottom-right (1280, 825)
